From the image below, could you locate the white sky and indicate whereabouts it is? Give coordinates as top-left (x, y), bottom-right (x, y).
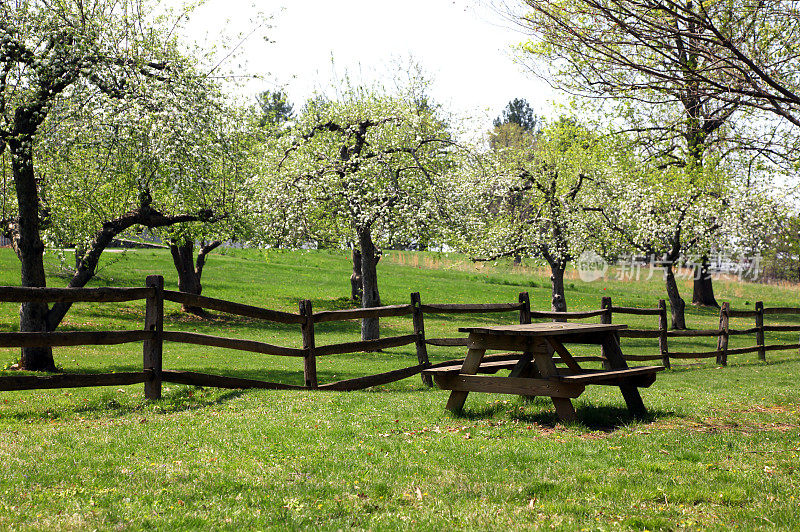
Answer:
top-left (181, 0), bottom-right (557, 133)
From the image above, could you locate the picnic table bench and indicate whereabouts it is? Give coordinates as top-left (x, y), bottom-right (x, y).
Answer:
top-left (423, 322), bottom-right (664, 421)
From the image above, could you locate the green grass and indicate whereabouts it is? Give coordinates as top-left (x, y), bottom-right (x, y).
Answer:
top-left (1, 247), bottom-right (799, 530)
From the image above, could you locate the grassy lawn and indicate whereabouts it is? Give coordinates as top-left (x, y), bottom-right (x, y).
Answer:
top-left (0, 247), bottom-right (798, 530)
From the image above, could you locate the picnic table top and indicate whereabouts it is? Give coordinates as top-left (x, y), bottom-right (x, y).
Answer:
top-left (458, 322), bottom-right (628, 337)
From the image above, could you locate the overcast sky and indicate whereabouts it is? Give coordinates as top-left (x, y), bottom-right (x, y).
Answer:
top-left (182, 0), bottom-right (557, 133)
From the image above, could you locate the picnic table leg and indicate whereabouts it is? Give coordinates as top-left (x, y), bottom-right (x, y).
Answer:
top-left (602, 333), bottom-right (647, 419)
top-left (445, 344), bottom-right (486, 413)
top-left (531, 341), bottom-right (577, 422)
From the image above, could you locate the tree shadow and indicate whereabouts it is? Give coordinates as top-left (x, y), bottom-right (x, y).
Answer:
top-left (456, 399), bottom-right (676, 432)
top-left (0, 387), bottom-right (248, 422)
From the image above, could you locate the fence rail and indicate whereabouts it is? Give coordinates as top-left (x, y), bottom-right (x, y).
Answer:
top-left (1, 277), bottom-right (798, 397)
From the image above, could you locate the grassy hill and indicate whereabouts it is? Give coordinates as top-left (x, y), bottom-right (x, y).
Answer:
top-left (0, 248), bottom-right (798, 529)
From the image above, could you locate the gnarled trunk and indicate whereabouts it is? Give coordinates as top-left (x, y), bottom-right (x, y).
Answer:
top-left (358, 227), bottom-right (381, 341)
top-left (692, 255), bottom-right (719, 307)
top-left (548, 261), bottom-right (568, 314)
top-left (169, 239), bottom-right (222, 315)
top-left (665, 264), bottom-right (687, 329)
top-left (350, 248), bottom-right (362, 303)
top-left (11, 135), bottom-right (56, 371)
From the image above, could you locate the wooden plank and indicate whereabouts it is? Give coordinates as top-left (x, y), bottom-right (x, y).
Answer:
top-left (424, 359), bottom-right (522, 375)
top-left (528, 309), bottom-right (606, 319)
top-left (426, 353), bottom-right (524, 370)
top-left (313, 304), bottom-right (413, 323)
top-left (727, 327), bottom-right (761, 335)
top-left (667, 329), bottom-right (722, 337)
top-left (728, 309), bottom-right (759, 318)
top-left (618, 329), bottom-right (661, 338)
top-left (162, 290), bottom-right (304, 324)
top-left (459, 323), bottom-right (627, 337)
top-left (420, 303), bottom-right (522, 314)
top-left (434, 374), bottom-right (585, 399)
top-left (0, 286), bottom-right (154, 303)
top-left (0, 371), bottom-right (149, 391)
top-left (161, 331), bottom-right (305, 357)
top-left (623, 353), bottom-right (665, 361)
top-left (0, 330), bottom-right (151, 348)
top-left (444, 346), bottom-right (487, 412)
top-left (314, 334), bottom-right (418, 356)
top-left (601, 333), bottom-right (648, 419)
top-left (761, 343), bottom-right (800, 353)
top-left (558, 366), bottom-right (664, 384)
top-left (762, 307), bottom-right (800, 315)
top-left (319, 363), bottom-right (428, 391)
top-left (425, 337), bottom-right (468, 347)
top-left (467, 334), bottom-right (551, 352)
top-left (545, 338), bottom-right (583, 373)
top-left (664, 350), bottom-right (720, 359)
top-left (161, 370), bottom-right (306, 390)
top-left (763, 325), bottom-right (800, 332)
top-left (609, 306), bottom-right (661, 315)
top-left (530, 338), bottom-right (577, 421)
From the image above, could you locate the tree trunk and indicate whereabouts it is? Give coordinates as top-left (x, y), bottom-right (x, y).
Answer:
top-left (665, 264), bottom-right (687, 329)
top-left (549, 262), bottom-right (568, 313)
top-left (350, 248), bottom-right (362, 303)
top-left (169, 239), bottom-right (222, 315)
top-left (10, 136), bottom-right (56, 371)
top-left (170, 241), bottom-right (204, 314)
top-left (358, 227), bottom-right (381, 341)
top-left (692, 255), bottom-right (719, 307)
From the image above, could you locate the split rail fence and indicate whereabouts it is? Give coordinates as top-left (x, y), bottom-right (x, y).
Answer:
top-left (0, 276), bottom-right (798, 398)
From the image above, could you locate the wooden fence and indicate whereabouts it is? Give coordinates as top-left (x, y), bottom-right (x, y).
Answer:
top-left (1, 277), bottom-right (798, 398)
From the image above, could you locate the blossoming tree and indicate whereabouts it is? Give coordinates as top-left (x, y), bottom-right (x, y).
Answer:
top-left (258, 87), bottom-right (454, 340)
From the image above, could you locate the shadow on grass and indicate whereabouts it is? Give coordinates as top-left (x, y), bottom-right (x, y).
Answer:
top-left (0, 386), bottom-right (248, 422)
top-left (457, 399), bottom-right (676, 432)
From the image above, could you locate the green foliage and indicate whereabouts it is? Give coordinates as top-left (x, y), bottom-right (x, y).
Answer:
top-left (254, 82), bottom-right (457, 250)
top-left (492, 97), bottom-right (539, 132)
top-left (454, 117), bottom-right (606, 266)
top-left (256, 89), bottom-right (294, 128)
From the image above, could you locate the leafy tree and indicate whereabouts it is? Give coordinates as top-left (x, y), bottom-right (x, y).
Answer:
top-left (456, 117), bottom-right (605, 311)
top-left (509, 0), bottom-right (786, 318)
top-left (493, 97), bottom-right (539, 132)
top-left (0, 0), bottom-right (226, 370)
top-left (258, 86), bottom-right (454, 340)
top-left (257, 89), bottom-right (293, 128)
top-left (590, 144), bottom-right (728, 328)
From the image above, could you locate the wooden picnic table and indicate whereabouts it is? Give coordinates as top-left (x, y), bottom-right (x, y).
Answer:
top-left (423, 322), bottom-right (664, 422)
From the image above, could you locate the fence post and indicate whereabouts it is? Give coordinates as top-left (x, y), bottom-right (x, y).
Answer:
top-left (600, 296), bottom-right (612, 324)
top-left (300, 300), bottom-right (317, 389)
top-left (658, 299), bottom-right (670, 369)
top-left (755, 301), bottom-right (765, 361)
top-left (600, 297), bottom-right (612, 368)
top-left (410, 292), bottom-right (433, 387)
top-left (519, 292), bottom-right (532, 325)
top-left (716, 302), bottom-right (730, 366)
top-left (143, 275), bottom-right (164, 400)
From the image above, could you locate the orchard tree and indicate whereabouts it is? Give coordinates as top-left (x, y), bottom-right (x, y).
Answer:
top-left (456, 118), bottom-right (605, 312)
top-left (591, 146), bottom-right (728, 328)
top-left (506, 0), bottom-right (797, 305)
top-left (0, 0), bottom-right (231, 370)
top-left (259, 87), bottom-right (454, 340)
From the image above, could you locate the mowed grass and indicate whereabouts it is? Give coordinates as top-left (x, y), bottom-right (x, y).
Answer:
top-left (0, 247), bottom-right (798, 530)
